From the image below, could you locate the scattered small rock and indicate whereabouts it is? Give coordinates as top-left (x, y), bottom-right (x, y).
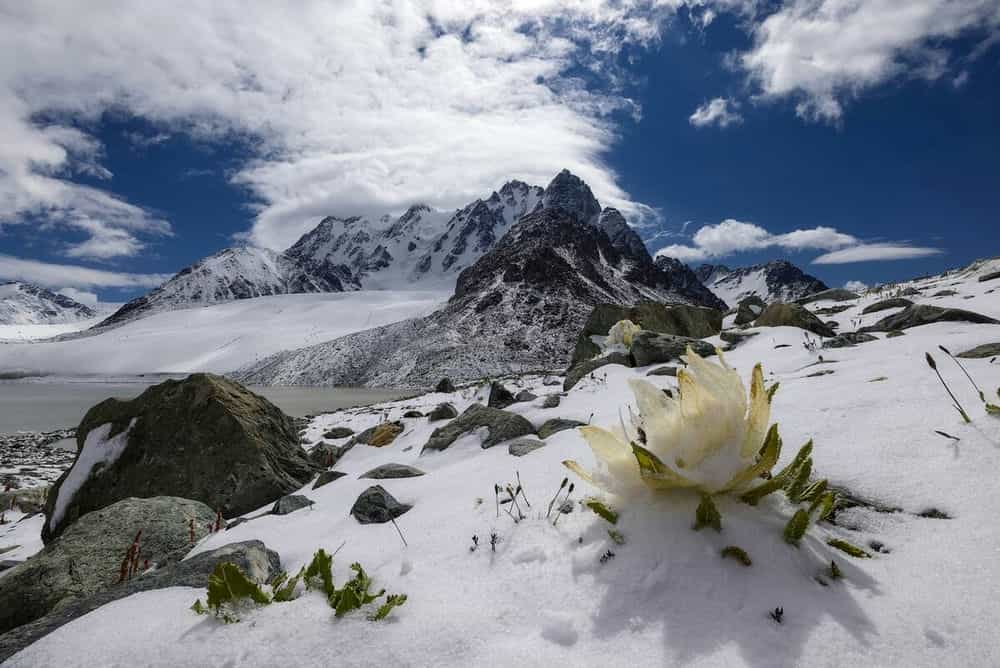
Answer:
top-left (434, 378), bottom-right (456, 393)
top-left (932, 289), bottom-right (958, 297)
top-left (359, 463), bottom-right (425, 479)
top-left (323, 427), bottom-right (355, 439)
top-left (422, 404), bottom-right (534, 453)
top-left (886, 330), bottom-right (906, 338)
top-left (646, 365), bottom-right (678, 377)
top-left (350, 485), bottom-right (412, 524)
top-left (720, 330), bottom-right (758, 347)
top-left (271, 494), bottom-right (314, 516)
top-left (515, 390), bottom-right (538, 403)
top-left (822, 332), bottom-right (878, 349)
top-left (537, 418), bottom-right (586, 439)
top-left (542, 394), bottom-right (561, 409)
top-left (428, 402), bottom-right (458, 421)
top-left (402, 410), bottom-right (424, 418)
top-left (956, 343), bottom-right (1000, 358)
top-left (487, 382), bottom-right (516, 409)
top-left (508, 439), bottom-right (547, 457)
top-left (313, 471), bottom-right (347, 489)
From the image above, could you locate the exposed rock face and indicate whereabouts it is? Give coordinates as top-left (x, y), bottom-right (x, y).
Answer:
top-left (978, 270), bottom-right (1000, 282)
top-left (630, 332), bottom-right (715, 367)
top-left (859, 305), bottom-right (1000, 333)
top-left (862, 298), bottom-right (913, 314)
top-left (351, 486), bottom-right (412, 524)
top-left (421, 404), bottom-right (534, 453)
top-left (652, 257), bottom-right (728, 311)
top-left (0, 282), bottom-right (95, 325)
top-left (956, 343), bottom-right (1000, 358)
top-left (796, 288), bottom-right (860, 305)
top-left (541, 169), bottom-right (602, 225)
top-left (0, 540), bottom-right (280, 663)
top-left (695, 260), bottom-right (828, 306)
top-left (571, 302), bottom-right (723, 364)
top-left (1, 497), bottom-right (215, 635)
top-left (564, 352), bottom-right (633, 391)
top-left (42, 373), bottom-right (316, 542)
top-left (734, 296), bottom-right (766, 326)
top-left (822, 332), bottom-right (878, 348)
top-left (754, 303), bottom-right (837, 337)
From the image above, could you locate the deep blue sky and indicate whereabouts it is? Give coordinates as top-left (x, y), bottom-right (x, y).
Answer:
top-left (2, 6), bottom-right (997, 302)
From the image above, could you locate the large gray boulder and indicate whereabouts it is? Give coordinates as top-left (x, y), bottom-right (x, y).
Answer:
top-left (734, 296), bottom-right (766, 326)
top-left (630, 332), bottom-right (715, 367)
top-left (351, 486), bottom-right (411, 524)
top-left (571, 302), bottom-right (722, 363)
top-left (487, 382), bottom-right (516, 409)
top-left (0, 540), bottom-right (279, 663)
top-left (41, 373), bottom-right (316, 543)
top-left (862, 298), bottom-right (913, 314)
top-left (0, 496), bottom-right (215, 636)
top-left (427, 402), bottom-right (458, 421)
top-left (859, 305), bottom-right (1000, 333)
top-left (359, 463), bottom-right (425, 479)
top-left (754, 303), bottom-right (837, 337)
top-left (564, 352), bottom-right (632, 391)
top-left (421, 404), bottom-right (534, 453)
top-left (537, 418), bottom-right (586, 439)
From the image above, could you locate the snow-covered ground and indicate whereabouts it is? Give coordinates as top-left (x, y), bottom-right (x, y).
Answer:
top-left (0, 291), bottom-right (448, 376)
top-left (7, 260), bottom-right (1000, 666)
top-left (0, 316), bottom-right (109, 343)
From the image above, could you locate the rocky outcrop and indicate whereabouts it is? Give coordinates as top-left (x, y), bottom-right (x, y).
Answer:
top-left (822, 332), bottom-right (878, 349)
top-left (487, 382), bottom-right (516, 409)
top-left (956, 343), bottom-right (1000, 358)
top-left (359, 464), bottom-right (425, 479)
top-left (421, 404), bottom-right (534, 453)
top-left (796, 288), bottom-right (860, 305)
top-left (428, 402), bottom-right (458, 421)
top-left (1, 497), bottom-right (215, 636)
top-left (754, 303), bottom-right (837, 337)
top-left (508, 439), bottom-right (546, 456)
top-left (351, 486), bottom-right (412, 524)
top-left (0, 540), bottom-right (280, 663)
top-left (859, 305), bottom-right (1000, 333)
top-left (734, 296), bottom-right (766, 326)
top-left (42, 373), bottom-right (316, 542)
top-left (630, 332), bottom-right (715, 367)
top-left (696, 260), bottom-right (828, 306)
top-left (862, 298), bottom-right (913, 314)
top-left (537, 419), bottom-right (586, 439)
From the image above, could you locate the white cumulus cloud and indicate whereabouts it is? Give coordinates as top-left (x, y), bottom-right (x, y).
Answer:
top-left (689, 98), bottom-right (743, 128)
top-left (0, 255), bottom-right (170, 289)
top-left (812, 243), bottom-right (944, 264)
top-left (655, 219), bottom-right (857, 261)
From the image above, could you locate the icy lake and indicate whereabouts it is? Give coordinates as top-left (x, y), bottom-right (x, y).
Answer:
top-left (0, 378), bottom-right (408, 433)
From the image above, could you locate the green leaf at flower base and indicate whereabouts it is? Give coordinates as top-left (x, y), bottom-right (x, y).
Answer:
top-left (206, 562), bottom-right (271, 612)
top-left (827, 538), bottom-right (871, 558)
top-left (304, 548), bottom-right (336, 598)
top-left (784, 457), bottom-right (813, 503)
top-left (584, 498), bottom-right (619, 524)
top-left (369, 593), bottom-right (408, 621)
top-left (694, 493), bottom-right (722, 532)
top-left (722, 424), bottom-right (781, 493)
top-left (800, 478), bottom-right (828, 505)
top-left (607, 529), bottom-right (626, 545)
top-left (191, 599), bottom-right (208, 615)
top-left (808, 490), bottom-right (837, 522)
top-left (783, 509), bottom-right (810, 546)
top-left (740, 440), bottom-right (812, 505)
top-left (631, 443), bottom-right (699, 490)
top-left (272, 568), bottom-right (303, 602)
top-left (766, 382), bottom-right (780, 402)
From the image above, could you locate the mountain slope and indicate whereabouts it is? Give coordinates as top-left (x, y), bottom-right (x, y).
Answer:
top-left (0, 283), bottom-right (95, 325)
top-left (98, 247), bottom-right (349, 328)
top-left (236, 206), bottom-right (722, 388)
top-left (693, 260), bottom-right (828, 305)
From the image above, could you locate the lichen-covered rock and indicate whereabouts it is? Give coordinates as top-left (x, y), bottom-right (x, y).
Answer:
top-left (822, 332), bottom-right (878, 349)
top-left (537, 418), bottom-right (586, 439)
top-left (571, 302), bottom-right (722, 363)
top-left (859, 305), bottom-right (1000, 333)
top-left (754, 303), bottom-right (837, 337)
top-left (0, 540), bottom-right (279, 663)
top-left (564, 352), bottom-right (632, 391)
top-left (350, 486), bottom-right (411, 524)
top-left (427, 402), bottom-right (458, 422)
top-left (421, 404), bottom-right (534, 453)
top-left (508, 439), bottom-right (546, 456)
top-left (734, 296), bottom-right (766, 326)
top-left (862, 298), bottom-right (913, 314)
top-left (359, 463), bottom-right (425, 479)
top-left (0, 496), bottom-right (214, 636)
top-left (271, 494), bottom-right (314, 515)
top-left (367, 421), bottom-right (404, 447)
top-left (487, 382), bottom-right (516, 409)
top-left (542, 394), bottom-right (561, 408)
top-left (42, 374), bottom-right (316, 543)
top-left (630, 332), bottom-right (715, 367)
top-left (956, 342), bottom-right (1000, 358)
top-left (313, 471), bottom-right (347, 489)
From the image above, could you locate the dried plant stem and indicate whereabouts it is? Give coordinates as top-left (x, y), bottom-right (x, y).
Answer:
top-left (939, 346), bottom-right (985, 402)
top-left (926, 353), bottom-right (971, 423)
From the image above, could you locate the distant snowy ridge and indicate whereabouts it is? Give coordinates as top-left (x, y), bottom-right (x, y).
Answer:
top-left (0, 282), bottom-right (96, 325)
top-left (693, 260), bottom-right (829, 306)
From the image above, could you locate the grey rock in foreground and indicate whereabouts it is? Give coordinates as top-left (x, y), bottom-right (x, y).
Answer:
top-left (351, 485), bottom-right (412, 524)
top-left (822, 332), bottom-right (878, 349)
top-left (313, 470), bottom-right (347, 489)
top-left (859, 305), bottom-right (1000, 333)
top-left (422, 404), bottom-right (534, 453)
top-left (564, 352), bottom-right (632, 391)
top-left (630, 332), bottom-right (715, 367)
top-left (0, 497), bottom-right (215, 636)
top-left (514, 390), bottom-right (538, 403)
top-left (427, 402), bottom-right (458, 421)
top-left (271, 494), bottom-right (314, 515)
top-left (720, 330), bottom-right (758, 347)
top-left (646, 365), bottom-right (679, 377)
top-left (542, 394), bottom-right (561, 408)
top-left (862, 298), bottom-right (913, 314)
top-left (754, 303), bottom-right (836, 337)
top-left (537, 418), bottom-right (586, 439)
top-left (42, 373), bottom-right (315, 542)
top-left (487, 382), bottom-right (516, 409)
top-left (0, 540), bottom-right (280, 663)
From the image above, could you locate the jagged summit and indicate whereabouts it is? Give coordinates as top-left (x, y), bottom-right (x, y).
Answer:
top-left (0, 282), bottom-right (96, 325)
top-left (541, 169), bottom-right (602, 225)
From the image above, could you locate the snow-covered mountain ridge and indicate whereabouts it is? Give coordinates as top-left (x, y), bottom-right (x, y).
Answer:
top-left (0, 282), bottom-right (95, 325)
top-left (694, 260), bottom-right (829, 305)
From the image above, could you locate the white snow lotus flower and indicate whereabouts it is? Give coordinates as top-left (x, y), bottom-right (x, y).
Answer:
top-left (607, 319), bottom-right (642, 348)
top-left (564, 346), bottom-right (780, 496)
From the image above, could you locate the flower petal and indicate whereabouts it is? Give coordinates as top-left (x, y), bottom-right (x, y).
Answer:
top-left (741, 363), bottom-right (771, 457)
